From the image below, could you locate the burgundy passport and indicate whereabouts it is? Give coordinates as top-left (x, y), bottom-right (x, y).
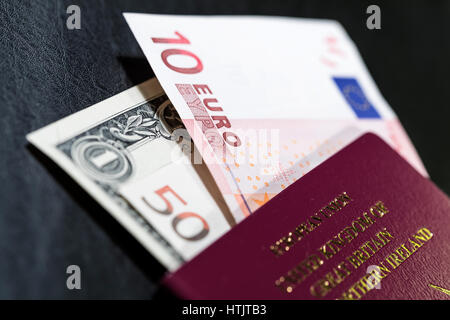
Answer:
top-left (163, 133), bottom-right (450, 299)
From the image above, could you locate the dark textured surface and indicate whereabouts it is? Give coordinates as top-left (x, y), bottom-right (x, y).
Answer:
top-left (0, 0), bottom-right (448, 299)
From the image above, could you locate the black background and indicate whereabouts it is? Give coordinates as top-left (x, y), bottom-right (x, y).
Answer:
top-left (0, 0), bottom-right (448, 299)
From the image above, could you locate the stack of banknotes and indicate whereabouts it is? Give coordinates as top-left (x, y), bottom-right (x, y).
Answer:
top-left (27, 14), bottom-right (427, 272)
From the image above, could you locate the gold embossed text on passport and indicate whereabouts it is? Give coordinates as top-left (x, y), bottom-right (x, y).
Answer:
top-left (274, 200), bottom-right (389, 294)
top-left (338, 227), bottom-right (433, 300)
top-left (270, 192), bottom-right (352, 257)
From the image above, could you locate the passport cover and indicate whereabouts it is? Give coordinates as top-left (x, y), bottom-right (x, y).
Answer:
top-left (163, 133), bottom-right (450, 299)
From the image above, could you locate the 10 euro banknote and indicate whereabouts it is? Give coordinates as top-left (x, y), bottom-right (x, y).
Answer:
top-left (124, 14), bottom-right (426, 223)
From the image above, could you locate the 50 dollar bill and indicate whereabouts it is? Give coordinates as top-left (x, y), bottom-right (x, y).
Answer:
top-left (27, 78), bottom-right (233, 271)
